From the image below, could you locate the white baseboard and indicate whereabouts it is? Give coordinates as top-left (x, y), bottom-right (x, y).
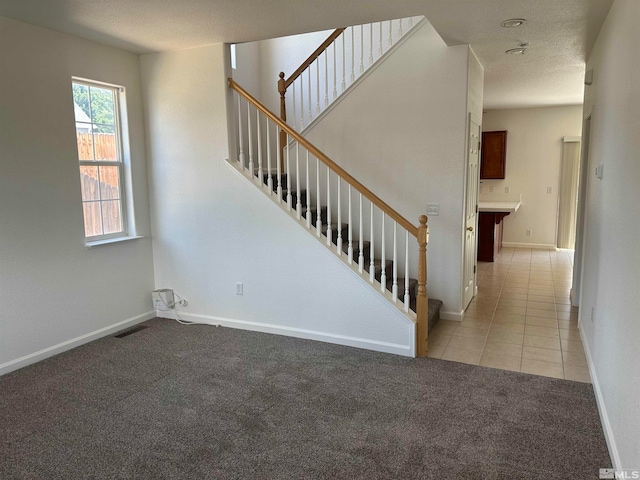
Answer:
top-left (502, 242), bottom-right (557, 250)
top-left (439, 310), bottom-right (463, 321)
top-left (579, 324), bottom-right (621, 470)
top-left (156, 311), bottom-right (415, 357)
top-left (0, 310), bottom-right (156, 377)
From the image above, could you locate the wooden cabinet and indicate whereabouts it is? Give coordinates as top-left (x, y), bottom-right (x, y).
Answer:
top-left (477, 212), bottom-right (510, 262)
top-left (480, 131), bottom-right (507, 179)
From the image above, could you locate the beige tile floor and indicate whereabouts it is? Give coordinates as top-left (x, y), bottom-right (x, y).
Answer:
top-left (428, 248), bottom-right (591, 383)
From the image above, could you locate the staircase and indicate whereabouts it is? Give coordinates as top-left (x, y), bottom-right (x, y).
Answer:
top-left (227, 17), bottom-right (445, 357)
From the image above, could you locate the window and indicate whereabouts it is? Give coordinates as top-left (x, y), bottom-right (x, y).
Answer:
top-left (72, 79), bottom-right (127, 241)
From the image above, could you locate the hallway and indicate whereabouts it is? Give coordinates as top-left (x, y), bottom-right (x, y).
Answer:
top-left (428, 248), bottom-right (590, 382)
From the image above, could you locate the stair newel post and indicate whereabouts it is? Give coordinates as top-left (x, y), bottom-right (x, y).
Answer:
top-left (276, 129), bottom-right (283, 203)
top-left (416, 215), bottom-right (429, 357)
top-left (286, 134), bottom-right (292, 210)
top-left (380, 213), bottom-right (386, 292)
top-left (336, 176), bottom-right (342, 254)
top-left (256, 109), bottom-right (263, 184)
top-left (295, 143), bottom-right (302, 218)
top-left (404, 230), bottom-right (410, 312)
top-left (369, 203), bottom-right (375, 283)
top-left (305, 151), bottom-right (311, 228)
top-left (392, 221), bottom-right (398, 302)
top-left (326, 167), bottom-right (332, 246)
top-left (316, 157), bottom-right (322, 237)
top-left (247, 102), bottom-right (254, 175)
top-left (237, 95), bottom-right (245, 169)
top-left (347, 186), bottom-right (353, 264)
top-left (266, 121), bottom-right (272, 193)
top-left (358, 194), bottom-right (364, 272)
top-left (278, 72), bottom-right (287, 172)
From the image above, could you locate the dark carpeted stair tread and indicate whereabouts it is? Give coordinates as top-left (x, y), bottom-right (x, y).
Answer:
top-left (341, 240), bottom-right (371, 255)
top-left (385, 277), bottom-right (418, 296)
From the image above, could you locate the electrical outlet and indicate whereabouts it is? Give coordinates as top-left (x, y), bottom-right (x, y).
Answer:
top-left (505, 187), bottom-right (510, 193)
top-left (426, 203), bottom-right (439, 216)
top-left (236, 282), bottom-right (243, 295)
top-left (525, 229), bottom-right (532, 236)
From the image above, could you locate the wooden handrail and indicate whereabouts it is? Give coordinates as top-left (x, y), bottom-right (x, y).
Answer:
top-left (230, 77), bottom-right (418, 237)
top-left (281, 28), bottom-right (345, 90)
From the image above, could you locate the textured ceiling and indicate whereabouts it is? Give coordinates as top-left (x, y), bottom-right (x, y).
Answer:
top-left (0, 0), bottom-right (612, 109)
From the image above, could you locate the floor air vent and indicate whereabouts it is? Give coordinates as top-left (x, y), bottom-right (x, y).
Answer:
top-left (115, 325), bottom-right (149, 338)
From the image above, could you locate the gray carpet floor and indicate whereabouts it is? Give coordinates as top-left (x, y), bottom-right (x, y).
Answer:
top-left (1, 318), bottom-right (611, 479)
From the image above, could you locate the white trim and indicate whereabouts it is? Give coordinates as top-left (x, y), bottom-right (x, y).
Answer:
top-left (579, 324), bottom-right (621, 471)
top-left (0, 310), bottom-right (156, 377)
top-left (86, 235), bottom-right (144, 248)
top-left (440, 310), bottom-right (463, 321)
top-left (563, 136), bottom-right (581, 143)
top-left (501, 242), bottom-right (557, 250)
top-left (156, 311), bottom-right (415, 357)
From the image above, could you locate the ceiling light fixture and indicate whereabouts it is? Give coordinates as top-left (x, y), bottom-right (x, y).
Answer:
top-left (505, 47), bottom-right (526, 55)
top-left (500, 18), bottom-right (526, 28)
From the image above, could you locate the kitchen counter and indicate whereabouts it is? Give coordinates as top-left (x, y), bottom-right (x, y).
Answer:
top-left (478, 201), bottom-right (521, 213)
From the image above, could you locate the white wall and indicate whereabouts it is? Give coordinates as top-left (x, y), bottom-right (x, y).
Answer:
top-left (577, 0), bottom-right (640, 470)
top-left (141, 44), bottom-right (416, 356)
top-left (0, 17), bottom-right (155, 374)
top-left (481, 106), bottom-right (583, 248)
top-left (299, 20), bottom-right (471, 319)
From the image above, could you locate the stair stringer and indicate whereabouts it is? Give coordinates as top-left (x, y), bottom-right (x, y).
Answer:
top-left (225, 158), bottom-right (417, 357)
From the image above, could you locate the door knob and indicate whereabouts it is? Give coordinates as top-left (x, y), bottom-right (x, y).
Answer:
top-left (467, 226), bottom-right (474, 232)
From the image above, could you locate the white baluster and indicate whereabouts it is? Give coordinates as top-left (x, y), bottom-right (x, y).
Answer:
top-left (295, 143), bottom-right (301, 218)
top-left (341, 34), bottom-right (346, 93)
top-left (387, 20), bottom-right (392, 50)
top-left (404, 230), bottom-right (410, 312)
top-left (409, 16), bottom-right (413, 29)
top-left (360, 24), bottom-right (364, 74)
top-left (370, 203), bottom-right (375, 282)
top-left (350, 27), bottom-right (355, 83)
top-left (237, 95), bottom-right (245, 168)
top-left (286, 135), bottom-right (292, 209)
top-left (292, 82), bottom-right (297, 133)
top-left (359, 193), bottom-right (364, 272)
top-left (332, 42), bottom-right (337, 100)
top-left (378, 22), bottom-right (383, 57)
top-left (369, 23), bottom-right (374, 66)
top-left (336, 176), bottom-right (342, 254)
top-left (316, 157), bottom-right (322, 237)
top-left (299, 77), bottom-right (304, 130)
top-left (308, 68), bottom-right (312, 124)
top-left (380, 213), bottom-right (386, 292)
top-left (326, 168), bottom-right (332, 246)
top-left (324, 50), bottom-right (329, 107)
top-left (256, 109), bottom-right (263, 184)
top-left (305, 151), bottom-right (311, 228)
top-left (398, 18), bottom-right (403, 38)
top-left (316, 60), bottom-right (320, 116)
top-left (247, 102), bottom-right (254, 175)
top-left (392, 221), bottom-right (398, 302)
top-left (347, 186), bottom-right (353, 264)
top-left (276, 130), bottom-right (282, 202)
top-left (266, 121), bottom-right (272, 193)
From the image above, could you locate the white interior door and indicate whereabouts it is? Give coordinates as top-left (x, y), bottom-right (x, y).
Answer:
top-left (463, 115), bottom-right (481, 309)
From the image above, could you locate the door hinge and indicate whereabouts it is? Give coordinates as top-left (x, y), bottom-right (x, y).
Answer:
top-left (478, 140), bottom-right (481, 151)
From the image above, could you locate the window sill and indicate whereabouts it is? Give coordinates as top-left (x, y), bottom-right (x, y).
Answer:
top-left (85, 236), bottom-right (144, 248)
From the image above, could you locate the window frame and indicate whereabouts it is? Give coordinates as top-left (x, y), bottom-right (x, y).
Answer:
top-left (72, 77), bottom-right (129, 243)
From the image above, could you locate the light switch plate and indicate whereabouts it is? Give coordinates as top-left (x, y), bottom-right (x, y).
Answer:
top-left (427, 204), bottom-right (439, 216)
